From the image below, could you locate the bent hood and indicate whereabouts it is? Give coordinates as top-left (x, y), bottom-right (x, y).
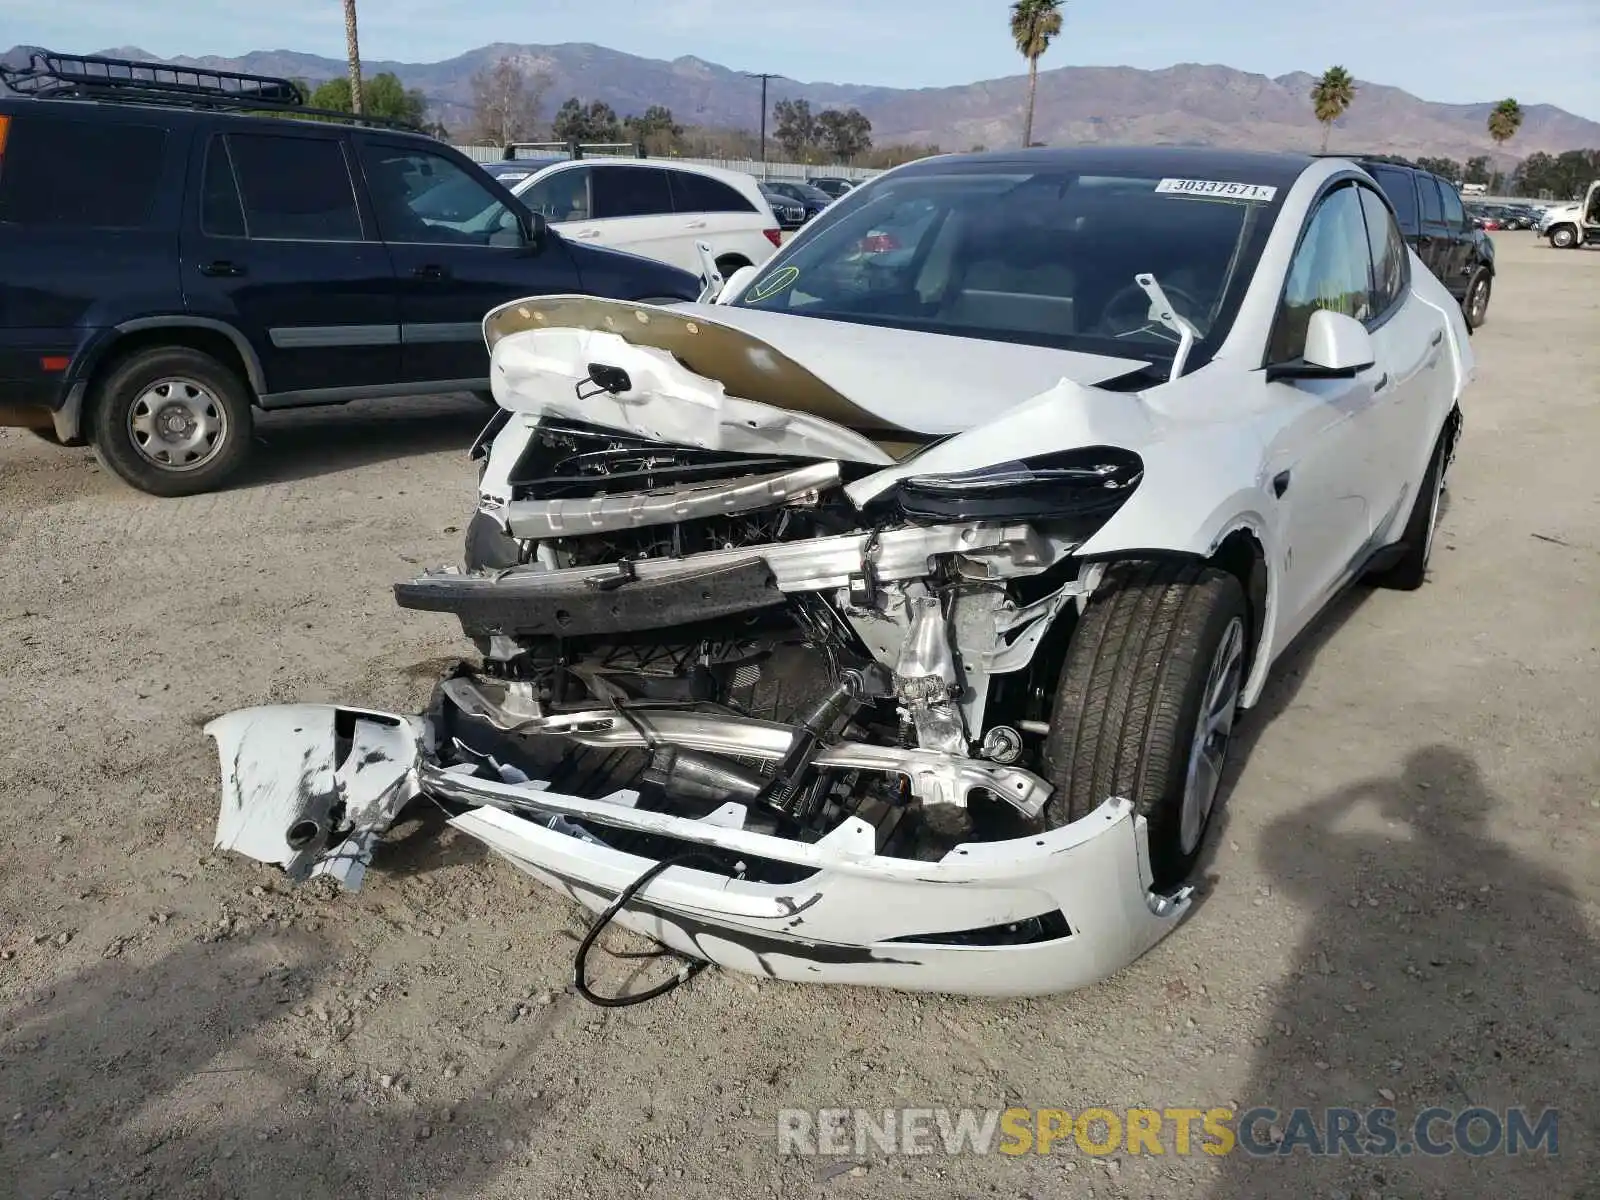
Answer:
top-left (483, 295), bottom-right (1152, 461)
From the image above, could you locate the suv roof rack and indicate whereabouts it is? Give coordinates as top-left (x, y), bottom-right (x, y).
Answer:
top-left (0, 48), bottom-right (424, 133)
top-left (501, 139), bottom-right (648, 161)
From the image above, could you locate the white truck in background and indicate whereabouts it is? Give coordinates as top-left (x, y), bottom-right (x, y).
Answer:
top-left (1539, 179), bottom-right (1600, 249)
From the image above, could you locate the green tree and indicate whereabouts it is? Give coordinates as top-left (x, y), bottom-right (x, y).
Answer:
top-left (1310, 66), bottom-right (1356, 152)
top-left (625, 105), bottom-right (684, 155)
top-left (1463, 155), bottom-right (1491, 184)
top-left (1488, 98), bottom-right (1524, 148)
top-left (1415, 156), bottom-right (1464, 182)
top-left (816, 108), bottom-right (873, 162)
top-left (772, 98), bottom-right (819, 161)
top-left (308, 73), bottom-right (426, 126)
top-left (1010, 0), bottom-right (1065, 149)
top-left (552, 98), bottom-right (622, 144)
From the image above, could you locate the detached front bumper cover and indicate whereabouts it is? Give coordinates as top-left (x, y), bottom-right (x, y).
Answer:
top-left (206, 699), bottom-right (1192, 998)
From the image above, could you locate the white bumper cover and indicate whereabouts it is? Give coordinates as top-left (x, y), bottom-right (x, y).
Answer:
top-left (206, 703), bottom-right (1192, 998)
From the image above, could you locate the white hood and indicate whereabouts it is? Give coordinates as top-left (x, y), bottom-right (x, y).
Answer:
top-left (483, 295), bottom-right (1152, 462)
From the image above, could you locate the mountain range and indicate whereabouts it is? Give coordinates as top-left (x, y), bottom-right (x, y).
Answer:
top-left (7, 42), bottom-right (1599, 164)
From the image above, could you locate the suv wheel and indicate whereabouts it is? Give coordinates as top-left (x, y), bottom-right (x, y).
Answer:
top-left (90, 347), bottom-right (254, 496)
top-left (1463, 268), bottom-right (1491, 330)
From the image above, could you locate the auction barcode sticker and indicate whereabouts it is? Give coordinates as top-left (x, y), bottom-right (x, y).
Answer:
top-left (1155, 178), bottom-right (1278, 202)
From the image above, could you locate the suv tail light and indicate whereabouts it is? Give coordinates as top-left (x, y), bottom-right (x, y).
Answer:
top-left (763, 228), bottom-right (782, 248)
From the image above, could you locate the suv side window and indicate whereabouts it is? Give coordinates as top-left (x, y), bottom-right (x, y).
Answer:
top-left (1367, 165), bottom-right (1418, 235)
top-left (0, 114), bottom-right (166, 229)
top-left (1436, 178), bottom-right (1467, 229)
top-left (520, 167), bottom-right (591, 222)
top-left (226, 132), bottom-right (363, 242)
top-left (1357, 185), bottom-right (1409, 317)
top-left (1268, 184), bottom-right (1373, 363)
top-left (358, 143), bottom-right (522, 246)
top-left (1417, 174), bottom-right (1445, 227)
top-left (591, 166), bottom-right (674, 219)
top-left (200, 135), bottom-right (247, 238)
top-left (669, 171), bottom-right (755, 215)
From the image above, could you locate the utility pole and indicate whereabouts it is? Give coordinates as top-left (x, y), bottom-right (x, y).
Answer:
top-left (744, 71), bottom-right (778, 169)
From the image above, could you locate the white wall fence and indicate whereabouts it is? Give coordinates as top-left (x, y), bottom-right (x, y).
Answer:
top-left (453, 144), bottom-right (880, 183)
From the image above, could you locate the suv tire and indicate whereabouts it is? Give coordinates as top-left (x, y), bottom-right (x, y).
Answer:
top-left (90, 346), bottom-right (254, 497)
top-left (1039, 561), bottom-right (1249, 889)
top-left (1463, 267), bottom-right (1491, 330)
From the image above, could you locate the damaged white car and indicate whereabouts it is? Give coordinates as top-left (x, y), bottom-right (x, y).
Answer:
top-left (210, 148), bottom-right (1472, 998)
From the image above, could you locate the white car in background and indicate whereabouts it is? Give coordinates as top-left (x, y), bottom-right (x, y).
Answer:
top-left (475, 158), bottom-right (784, 278)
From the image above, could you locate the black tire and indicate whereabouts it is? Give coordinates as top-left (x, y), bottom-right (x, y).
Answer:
top-left (1040, 561), bottom-right (1249, 888)
top-left (89, 347), bottom-right (253, 497)
top-left (463, 510), bottom-right (523, 572)
top-left (1463, 268), bottom-right (1491, 330)
top-left (1371, 427), bottom-right (1448, 592)
top-left (1549, 226), bottom-right (1578, 249)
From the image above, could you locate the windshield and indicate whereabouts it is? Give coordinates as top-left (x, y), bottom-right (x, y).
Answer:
top-left (735, 166), bottom-right (1285, 363)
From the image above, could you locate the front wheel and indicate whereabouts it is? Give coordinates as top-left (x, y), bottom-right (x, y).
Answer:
top-left (1040, 561), bottom-right (1249, 888)
top-left (1549, 225), bottom-right (1578, 249)
top-left (89, 347), bottom-right (253, 496)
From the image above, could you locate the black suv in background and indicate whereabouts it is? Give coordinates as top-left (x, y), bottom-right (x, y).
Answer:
top-left (1338, 157), bottom-right (1495, 330)
top-left (0, 51), bottom-right (700, 496)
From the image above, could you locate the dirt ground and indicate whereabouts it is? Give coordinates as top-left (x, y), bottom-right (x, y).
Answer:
top-left (1, 233), bottom-right (1596, 1200)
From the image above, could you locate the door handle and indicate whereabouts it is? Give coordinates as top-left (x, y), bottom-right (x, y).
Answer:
top-left (686, 220), bottom-right (708, 230)
top-left (1272, 470), bottom-right (1291, 499)
top-left (412, 264), bottom-right (448, 280)
top-left (573, 229), bottom-right (602, 240)
top-left (199, 260), bottom-right (246, 277)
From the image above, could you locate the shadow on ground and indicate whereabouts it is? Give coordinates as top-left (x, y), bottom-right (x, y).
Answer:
top-left (238, 395), bottom-right (491, 488)
top-left (0, 932), bottom-right (535, 1200)
top-left (1206, 744), bottom-right (1595, 1197)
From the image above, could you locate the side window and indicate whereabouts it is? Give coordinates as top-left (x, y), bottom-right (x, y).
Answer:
top-left (1437, 180), bottom-right (1467, 229)
top-left (591, 166), bottom-right (674, 219)
top-left (0, 115), bottom-right (166, 229)
top-left (1268, 185), bottom-right (1373, 363)
top-left (1417, 175), bottom-right (1444, 227)
top-left (200, 136), bottom-right (247, 238)
top-left (1357, 186), bottom-right (1409, 316)
top-left (668, 171), bottom-right (756, 215)
top-left (520, 168), bottom-right (591, 222)
top-left (358, 144), bottom-right (520, 246)
top-left (227, 133), bottom-right (362, 241)
top-left (1368, 166), bottom-right (1418, 235)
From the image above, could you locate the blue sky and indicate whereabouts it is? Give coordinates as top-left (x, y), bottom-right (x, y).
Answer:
top-left (3, 0), bottom-right (1597, 118)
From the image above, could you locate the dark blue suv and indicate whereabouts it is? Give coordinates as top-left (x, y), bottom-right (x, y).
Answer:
top-left (0, 51), bottom-right (700, 495)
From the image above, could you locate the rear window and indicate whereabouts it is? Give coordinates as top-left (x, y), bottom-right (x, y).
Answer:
top-left (669, 170), bottom-right (755, 215)
top-left (1367, 165), bottom-right (1418, 234)
top-left (1436, 178), bottom-right (1466, 227)
top-left (0, 115), bottom-right (167, 229)
top-left (226, 132), bottom-right (363, 241)
top-left (1417, 174), bottom-right (1445, 226)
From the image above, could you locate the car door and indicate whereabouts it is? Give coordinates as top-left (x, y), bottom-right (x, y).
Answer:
top-left (1433, 179), bottom-right (1476, 297)
top-left (1354, 182), bottom-right (1448, 537)
top-left (667, 168), bottom-right (763, 255)
top-left (181, 126), bottom-right (401, 401)
top-left (1413, 173), bottom-right (1455, 289)
top-left (356, 138), bottom-right (583, 386)
top-left (585, 164), bottom-right (691, 270)
top-left (1257, 182), bottom-right (1390, 653)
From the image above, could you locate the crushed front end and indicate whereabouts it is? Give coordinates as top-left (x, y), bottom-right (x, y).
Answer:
top-left (206, 300), bottom-right (1194, 997)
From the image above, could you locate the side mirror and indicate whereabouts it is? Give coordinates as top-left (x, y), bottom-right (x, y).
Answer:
top-left (1266, 309), bottom-right (1376, 381)
top-left (716, 264), bottom-right (760, 305)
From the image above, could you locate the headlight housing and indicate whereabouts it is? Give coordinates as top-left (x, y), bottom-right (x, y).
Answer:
top-left (880, 446), bottom-right (1144, 524)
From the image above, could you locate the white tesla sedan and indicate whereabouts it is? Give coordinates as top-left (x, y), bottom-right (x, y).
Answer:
top-left (209, 148), bottom-right (1473, 997)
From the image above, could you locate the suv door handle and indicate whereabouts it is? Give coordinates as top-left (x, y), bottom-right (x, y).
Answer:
top-left (412, 264), bottom-right (449, 280)
top-left (199, 260), bottom-right (246, 278)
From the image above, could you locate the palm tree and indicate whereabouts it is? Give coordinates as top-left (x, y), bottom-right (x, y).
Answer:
top-left (1310, 66), bottom-right (1356, 152)
top-left (342, 0), bottom-right (364, 115)
top-left (1010, 0), bottom-right (1065, 149)
top-left (1488, 98), bottom-right (1523, 147)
